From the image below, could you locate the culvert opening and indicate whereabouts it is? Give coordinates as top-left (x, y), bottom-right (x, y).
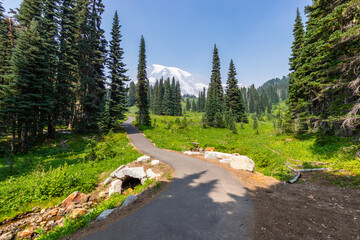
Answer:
top-left (122, 176), bottom-right (141, 190)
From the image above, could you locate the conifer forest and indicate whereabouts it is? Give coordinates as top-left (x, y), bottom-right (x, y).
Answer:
top-left (0, 0), bottom-right (359, 239)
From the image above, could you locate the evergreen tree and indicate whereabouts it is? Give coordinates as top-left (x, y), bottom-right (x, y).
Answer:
top-left (191, 99), bottom-right (197, 112)
top-left (162, 78), bottom-right (172, 115)
top-left (127, 81), bottom-right (136, 107)
top-left (185, 98), bottom-right (191, 111)
top-left (11, 21), bottom-right (50, 149)
top-left (175, 80), bottom-right (182, 116)
top-left (75, 0), bottom-right (107, 130)
top-left (135, 36), bottom-right (150, 125)
top-left (157, 77), bottom-right (164, 114)
top-left (42, 0), bottom-right (60, 138)
top-left (225, 60), bottom-right (246, 123)
top-left (152, 80), bottom-right (159, 114)
top-left (288, 8), bottom-right (305, 127)
top-left (17, 0), bottom-right (42, 27)
top-left (204, 44), bottom-right (224, 127)
top-left (55, 0), bottom-right (77, 130)
top-left (289, 1), bottom-right (360, 134)
top-left (170, 77), bottom-right (176, 115)
top-left (108, 11), bottom-right (128, 126)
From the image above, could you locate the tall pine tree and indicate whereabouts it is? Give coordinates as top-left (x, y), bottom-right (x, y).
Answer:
top-left (108, 11), bottom-right (128, 126)
top-left (204, 44), bottom-right (224, 127)
top-left (136, 36), bottom-right (150, 125)
top-left (225, 60), bottom-right (246, 123)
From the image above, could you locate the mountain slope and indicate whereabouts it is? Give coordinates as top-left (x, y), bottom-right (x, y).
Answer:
top-left (147, 64), bottom-right (207, 96)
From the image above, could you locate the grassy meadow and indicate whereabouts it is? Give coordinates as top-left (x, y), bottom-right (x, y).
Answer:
top-left (0, 129), bottom-right (141, 222)
top-left (136, 111), bottom-right (360, 188)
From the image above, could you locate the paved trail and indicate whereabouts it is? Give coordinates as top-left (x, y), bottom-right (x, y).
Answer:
top-left (81, 117), bottom-right (253, 240)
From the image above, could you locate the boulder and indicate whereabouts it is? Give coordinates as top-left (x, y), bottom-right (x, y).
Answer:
top-left (204, 152), bottom-right (218, 159)
top-left (216, 152), bottom-right (233, 159)
top-left (151, 160), bottom-right (160, 166)
top-left (70, 208), bottom-right (87, 218)
top-left (229, 155), bottom-right (255, 172)
top-left (109, 180), bottom-right (122, 196)
top-left (103, 177), bottom-right (113, 185)
top-left (219, 158), bottom-right (230, 164)
top-left (146, 169), bottom-right (160, 180)
top-left (120, 167), bottom-right (147, 179)
top-left (136, 155), bottom-right (151, 162)
top-left (61, 191), bottom-right (89, 208)
top-left (96, 209), bottom-right (115, 221)
top-left (183, 151), bottom-right (201, 155)
top-left (110, 165), bottom-right (125, 178)
top-left (120, 195), bottom-right (137, 209)
top-left (0, 232), bottom-right (13, 240)
top-left (17, 227), bottom-right (34, 239)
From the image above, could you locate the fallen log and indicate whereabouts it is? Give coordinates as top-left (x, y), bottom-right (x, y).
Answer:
top-left (286, 163), bottom-right (331, 172)
top-left (288, 171), bottom-right (301, 184)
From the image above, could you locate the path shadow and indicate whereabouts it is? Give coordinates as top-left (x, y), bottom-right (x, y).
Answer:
top-left (80, 170), bottom-right (253, 240)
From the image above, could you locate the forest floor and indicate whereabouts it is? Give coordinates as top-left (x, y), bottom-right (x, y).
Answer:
top-left (186, 153), bottom-right (360, 239)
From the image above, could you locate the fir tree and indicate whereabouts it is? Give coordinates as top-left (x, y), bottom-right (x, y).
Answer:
top-left (127, 81), bottom-right (136, 107)
top-left (288, 8), bottom-right (305, 127)
top-left (225, 60), bottom-right (246, 123)
top-left (186, 98), bottom-right (191, 111)
top-left (204, 44), bottom-right (224, 127)
top-left (162, 78), bottom-right (172, 115)
top-left (135, 36), bottom-right (150, 125)
top-left (55, 0), bottom-right (77, 130)
top-left (42, 0), bottom-right (60, 138)
top-left (175, 80), bottom-right (182, 116)
top-left (17, 0), bottom-right (42, 27)
top-left (75, 0), bottom-right (107, 130)
top-left (11, 21), bottom-right (50, 149)
top-left (108, 11), bottom-right (128, 125)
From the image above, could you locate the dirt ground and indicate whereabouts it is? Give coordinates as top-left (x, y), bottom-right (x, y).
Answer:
top-left (190, 153), bottom-right (360, 240)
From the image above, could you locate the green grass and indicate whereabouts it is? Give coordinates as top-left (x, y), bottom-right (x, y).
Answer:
top-left (137, 112), bottom-right (360, 188)
top-left (0, 129), bottom-right (142, 222)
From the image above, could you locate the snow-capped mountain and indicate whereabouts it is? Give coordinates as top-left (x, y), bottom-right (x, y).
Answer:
top-left (147, 64), bottom-right (207, 96)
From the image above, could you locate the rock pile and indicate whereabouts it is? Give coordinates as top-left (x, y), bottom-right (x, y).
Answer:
top-left (0, 155), bottom-right (162, 240)
top-left (0, 191), bottom-right (98, 240)
top-left (184, 149), bottom-right (255, 172)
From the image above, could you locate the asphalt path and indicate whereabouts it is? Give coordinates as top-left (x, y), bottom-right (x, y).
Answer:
top-left (81, 117), bottom-right (253, 240)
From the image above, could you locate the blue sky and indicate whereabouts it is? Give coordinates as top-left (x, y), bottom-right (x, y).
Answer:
top-left (2, 0), bottom-right (312, 86)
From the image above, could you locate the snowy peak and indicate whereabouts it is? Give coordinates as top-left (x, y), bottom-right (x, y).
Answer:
top-left (147, 64), bottom-right (207, 96)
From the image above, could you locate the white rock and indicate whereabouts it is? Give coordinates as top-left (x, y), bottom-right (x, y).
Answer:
top-left (114, 168), bottom-right (126, 179)
top-left (0, 232), bottom-right (13, 240)
top-left (136, 155), bottom-right (151, 162)
top-left (216, 152), bottom-right (233, 159)
top-left (103, 177), bottom-right (113, 185)
top-left (109, 180), bottom-right (122, 196)
top-left (204, 152), bottom-right (219, 159)
top-left (220, 158), bottom-right (230, 164)
top-left (146, 168), bottom-right (160, 180)
top-left (183, 151), bottom-right (202, 155)
top-left (151, 160), bottom-right (160, 166)
top-left (122, 167), bottom-right (147, 179)
top-left (96, 209), bottom-right (115, 221)
top-left (110, 165), bottom-right (125, 178)
top-left (229, 155), bottom-right (255, 172)
top-left (120, 195), bottom-right (137, 209)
